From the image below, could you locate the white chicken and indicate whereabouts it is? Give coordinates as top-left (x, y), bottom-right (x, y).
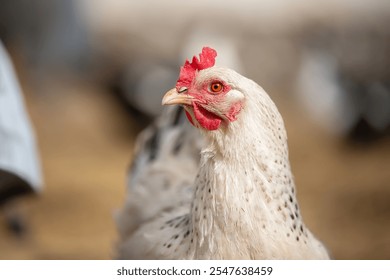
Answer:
top-left (116, 47), bottom-right (329, 259)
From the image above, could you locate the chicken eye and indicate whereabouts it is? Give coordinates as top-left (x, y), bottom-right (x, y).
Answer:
top-left (210, 81), bottom-right (223, 93)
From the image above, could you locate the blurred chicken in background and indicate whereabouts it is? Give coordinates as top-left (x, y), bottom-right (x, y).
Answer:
top-left (297, 23), bottom-right (390, 143)
top-left (0, 0), bottom-right (90, 237)
top-left (0, 41), bottom-right (43, 235)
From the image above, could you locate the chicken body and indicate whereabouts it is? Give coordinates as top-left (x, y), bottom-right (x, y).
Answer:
top-left (116, 50), bottom-right (329, 259)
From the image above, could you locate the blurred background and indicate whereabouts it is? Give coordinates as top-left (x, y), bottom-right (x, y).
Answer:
top-left (0, 0), bottom-right (389, 259)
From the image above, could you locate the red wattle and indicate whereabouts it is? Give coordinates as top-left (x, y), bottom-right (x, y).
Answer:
top-left (192, 102), bottom-right (222, 131)
top-left (185, 110), bottom-right (195, 126)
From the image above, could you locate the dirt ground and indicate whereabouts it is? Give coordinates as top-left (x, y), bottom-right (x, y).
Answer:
top-left (0, 59), bottom-right (389, 260)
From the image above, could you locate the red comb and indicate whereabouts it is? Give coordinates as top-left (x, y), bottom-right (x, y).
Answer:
top-left (176, 47), bottom-right (217, 90)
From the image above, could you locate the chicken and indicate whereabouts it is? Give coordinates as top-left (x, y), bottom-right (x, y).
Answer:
top-left (295, 21), bottom-right (390, 142)
top-left (116, 47), bottom-right (329, 259)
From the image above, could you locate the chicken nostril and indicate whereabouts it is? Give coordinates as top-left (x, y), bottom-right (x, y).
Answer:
top-left (178, 87), bottom-right (188, 93)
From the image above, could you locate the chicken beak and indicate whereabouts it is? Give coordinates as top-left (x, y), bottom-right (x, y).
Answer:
top-left (162, 88), bottom-right (193, 106)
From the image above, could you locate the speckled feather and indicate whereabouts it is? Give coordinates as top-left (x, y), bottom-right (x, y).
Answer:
top-left (116, 64), bottom-right (330, 259)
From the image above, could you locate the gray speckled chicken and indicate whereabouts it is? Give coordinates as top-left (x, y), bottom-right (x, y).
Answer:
top-left (116, 47), bottom-right (329, 259)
